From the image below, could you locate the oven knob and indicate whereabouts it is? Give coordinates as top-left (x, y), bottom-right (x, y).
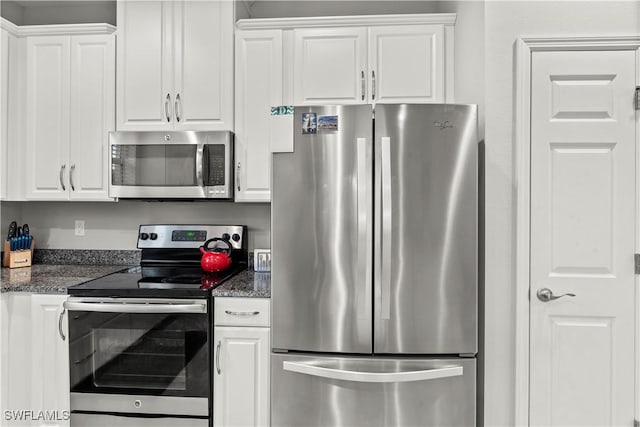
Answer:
top-left (222, 233), bottom-right (230, 241)
top-left (232, 233), bottom-right (241, 242)
top-left (139, 233), bottom-right (149, 240)
top-left (133, 399), bottom-right (142, 408)
top-left (149, 233), bottom-right (158, 240)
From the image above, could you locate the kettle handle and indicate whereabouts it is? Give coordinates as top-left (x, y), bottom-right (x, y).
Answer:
top-left (202, 238), bottom-right (232, 255)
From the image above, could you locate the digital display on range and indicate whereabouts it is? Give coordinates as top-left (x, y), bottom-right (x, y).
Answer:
top-left (171, 230), bottom-right (207, 242)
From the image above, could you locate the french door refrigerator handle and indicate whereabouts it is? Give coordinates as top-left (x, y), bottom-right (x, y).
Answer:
top-left (381, 136), bottom-right (392, 319)
top-left (356, 137), bottom-right (371, 318)
top-left (63, 300), bottom-right (207, 314)
top-left (283, 361), bottom-right (463, 383)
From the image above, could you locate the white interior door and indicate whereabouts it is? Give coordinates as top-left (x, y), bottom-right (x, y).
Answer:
top-left (529, 49), bottom-right (636, 426)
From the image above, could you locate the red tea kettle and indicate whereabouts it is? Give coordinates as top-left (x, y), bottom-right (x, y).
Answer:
top-left (199, 238), bottom-right (232, 273)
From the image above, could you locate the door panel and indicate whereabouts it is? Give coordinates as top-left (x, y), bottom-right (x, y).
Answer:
top-left (374, 104), bottom-right (478, 355)
top-left (529, 49), bottom-right (636, 426)
top-left (272, 105), bottom-right (373, 354)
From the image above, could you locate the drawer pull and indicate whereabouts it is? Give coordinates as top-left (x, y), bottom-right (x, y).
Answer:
top-left (225, 310), bottom-right (260, 317)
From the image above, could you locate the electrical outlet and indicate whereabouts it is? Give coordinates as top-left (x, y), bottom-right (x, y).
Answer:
top-left (254, 249), bottom-right (271, 272)
top-left (75, 220), bottom-right (85, 236)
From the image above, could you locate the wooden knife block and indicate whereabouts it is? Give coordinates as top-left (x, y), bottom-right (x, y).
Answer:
top-left (3, 240), bottom-right (34, 268)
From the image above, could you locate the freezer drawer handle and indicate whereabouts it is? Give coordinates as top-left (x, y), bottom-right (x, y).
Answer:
top-left (283, 361), bottom-right (463, 383)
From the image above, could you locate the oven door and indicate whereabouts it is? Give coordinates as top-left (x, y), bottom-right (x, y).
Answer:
top-left (109, 131), bottom-right (232, 199)
top-left (66, 297), bottom-right (209, 414)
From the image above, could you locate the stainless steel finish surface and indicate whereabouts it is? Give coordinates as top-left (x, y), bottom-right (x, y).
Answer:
top-left (175, 93), bottom-right (182, 122)
top-left (371, 70), bottom-right (376, 100)
top-left (109, 131), bottom-right (233, 199)
top-left (69, 164), bottom-right (76, 191)
top-left (137, 224), bottom-right (245, 249)
top-left (373, 104), bottom-right (478, 354)
top-left (70, 393), bottom-right (208, 417)
top-left (216, 340), bottom-right (222, 375)
top-left (272, 353), bottom-right (476, 427)
top-left (71, 414), bottom-right (208, 427)
top-left (59, 164), bottom-right (66, 190)
top-left (224, 310), bottom-right (260, 316)
top-left (58, 307), bottom-right (66, 341)
top-left (536, 287), bottom-right (576, 302)
top-left (165, 93), bottom-right (171, 122)
top-left (272, 105), bottom-right (373, 354)
top-left (65, 297), bottom-right (207, 314)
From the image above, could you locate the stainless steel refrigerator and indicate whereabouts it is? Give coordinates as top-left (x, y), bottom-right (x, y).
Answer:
top-left (271, 104), bottom-right (478, 427)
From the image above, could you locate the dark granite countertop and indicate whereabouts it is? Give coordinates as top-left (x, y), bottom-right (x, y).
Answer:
top-left (1, 264), bottom-right (130, 294)
top-left (212, 269), bottom-right (271, 298)
top-left (1, 249), bottom-right (270, 297)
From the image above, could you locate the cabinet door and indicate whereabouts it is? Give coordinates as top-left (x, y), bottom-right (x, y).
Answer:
top-left (116, 1), bottom-right (173, 130)
top-left (173, 0), bottom-right (233, 131)
top-left (293, 27), bottom-right (367, 105)
top-left (1, 29), bottom-right (8, 200)
top-left (368, 25), bottom-right (445, 104)
top-left (25, 36), bottom-right (71, 200)
top-left (235, 30), bottom-right (283, 202)
top-left (30, 294), bottom-right (70, 427)
top-left (214, 327), bottom-right (270, 427)
top-left (69, 34), bottom-right (115, 201)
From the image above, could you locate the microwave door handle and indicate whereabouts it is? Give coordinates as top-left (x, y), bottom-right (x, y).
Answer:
top-left (196, 145), bottom-right (205, 188)
top-left (63, 301), bottom-right (207, 314)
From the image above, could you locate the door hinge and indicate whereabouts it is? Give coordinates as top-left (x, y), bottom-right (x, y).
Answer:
top-left (635, 87), bottom-right (640, 110)
top-left (635, 254), bottom-right (640, 274)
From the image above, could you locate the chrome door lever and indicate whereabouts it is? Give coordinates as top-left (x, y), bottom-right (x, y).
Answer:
top-left (536, 287), bottom-right (576, 302)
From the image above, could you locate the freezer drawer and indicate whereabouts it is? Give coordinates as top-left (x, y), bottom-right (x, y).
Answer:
top-left (271, 353), bottom-right (476, 427)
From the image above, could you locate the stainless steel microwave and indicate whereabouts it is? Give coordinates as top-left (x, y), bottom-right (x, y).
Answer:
top-left (109, 131), bottom-right (233, 199)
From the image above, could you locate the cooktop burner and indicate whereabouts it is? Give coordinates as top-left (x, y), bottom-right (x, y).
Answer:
top-left (68, 224), bottom-right (248, 298)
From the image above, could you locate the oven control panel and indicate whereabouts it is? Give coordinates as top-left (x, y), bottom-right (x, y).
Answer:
top-left (137, 225), bottom-right (245, 249)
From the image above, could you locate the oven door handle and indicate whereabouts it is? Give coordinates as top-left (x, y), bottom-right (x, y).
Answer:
top-left (63, 301), bottom-right (207, 314)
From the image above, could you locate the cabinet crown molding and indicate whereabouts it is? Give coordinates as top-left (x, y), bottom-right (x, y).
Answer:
top-left (0, 18), bottom-right (115, 37)
top-left (236, 13), bottom-right (456, 30)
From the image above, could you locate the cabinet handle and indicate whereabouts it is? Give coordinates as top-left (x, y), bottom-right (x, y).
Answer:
top-left (69, 164), bottom-right (76, 191)
top-left (165, 93), bottom-right (172, 122)
top-left (58, 307), bottom-right (66, 341)
top-left (175, 93), bottom-right (181, 123)
top-left (216, 340), bottom-right (222, 375)
top-left (59, 164), bottom-right (66, 191)
top-left (236, 162), bottom-right (241, 192)
top-left (225, 310), bottom-right (260, 317)
top-left (371, 70), bottom-right (376, 101)
top-left (361, 70), bottom-right (365, 101)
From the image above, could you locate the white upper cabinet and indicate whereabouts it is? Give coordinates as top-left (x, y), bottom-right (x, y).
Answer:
top-left (117, 0), bottom-right (233, 131)
top-left (293, 27), bottom-right (367, 105)
top-left (24, 30), bottom-right (115, 201)
top-left (290, 15), bottom-right (455, 105)
top-left (368, 25), bottom-right (445, 104)
top-left (235, 29), bottom-right (283, 202)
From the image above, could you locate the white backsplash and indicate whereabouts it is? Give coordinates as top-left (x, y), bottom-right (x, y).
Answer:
top-left (0, 201), bottom-right (270, 251)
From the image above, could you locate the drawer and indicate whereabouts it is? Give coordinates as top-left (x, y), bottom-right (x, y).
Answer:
top-left (214, 297), bottom-right (270, 327)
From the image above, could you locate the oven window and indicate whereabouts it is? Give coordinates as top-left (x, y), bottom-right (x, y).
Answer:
top-left (93, 328), bottom-right (187, 390)
top-left (69, 311), bottom-right (209, 397)
top-left (111, 144), bottom-right (197, 186)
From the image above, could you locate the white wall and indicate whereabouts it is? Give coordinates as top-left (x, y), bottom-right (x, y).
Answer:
top-left (0, 1), bottom-right (115, 26)
top-left (0, 201), bottom-right (271, 250)
top-left (483, 2), bottom-right (640, 426)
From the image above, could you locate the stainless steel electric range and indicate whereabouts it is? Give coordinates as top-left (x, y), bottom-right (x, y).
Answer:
top-left (65, 224), bottom-right (247, 427)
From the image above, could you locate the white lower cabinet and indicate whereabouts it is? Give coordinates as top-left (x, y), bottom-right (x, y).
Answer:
top-left (1, 293), bottom-right (70, 427)
top-left (214, 297), bottom-right (270, 427)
